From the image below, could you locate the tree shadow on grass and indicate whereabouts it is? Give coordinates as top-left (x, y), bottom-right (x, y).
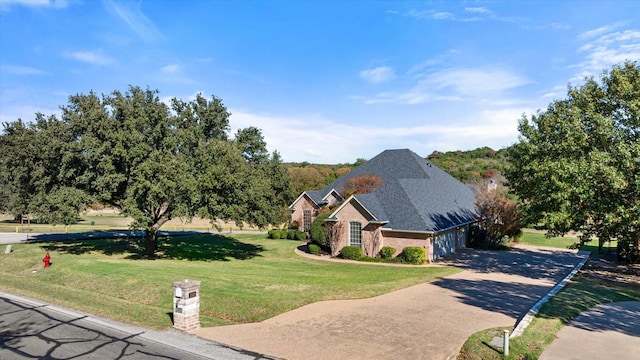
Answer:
top-left (41, 234), bottom-right (264, 261)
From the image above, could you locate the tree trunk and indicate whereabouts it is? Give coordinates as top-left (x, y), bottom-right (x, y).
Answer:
top-left (145, 228), bottom-right (159, 259)
top-left (144, 207), bottom-right (173, 259)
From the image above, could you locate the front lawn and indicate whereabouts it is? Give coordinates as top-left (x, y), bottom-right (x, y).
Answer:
top-left (0, 234), bottom-right (458, 329)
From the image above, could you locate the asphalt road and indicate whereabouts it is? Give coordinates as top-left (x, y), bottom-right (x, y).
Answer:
top-left (0, 293), bottom-right (274, 360)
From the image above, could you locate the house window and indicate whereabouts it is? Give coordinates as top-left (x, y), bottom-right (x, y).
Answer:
top-left (303, 210), bottom-right (312, 231)
top-left (349, 221), bottom-right (362, 248)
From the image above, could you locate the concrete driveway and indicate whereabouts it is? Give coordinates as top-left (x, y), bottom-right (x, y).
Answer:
top-left (193, 246), bottom-right (588, 360)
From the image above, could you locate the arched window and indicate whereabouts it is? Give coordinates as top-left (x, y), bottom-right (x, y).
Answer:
top-left (349, 221), bottom-right (362, 248)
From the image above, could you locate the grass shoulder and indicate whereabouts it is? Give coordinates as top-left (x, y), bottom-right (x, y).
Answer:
top-left (458, 231), bottom-right (638, 359)
top-left (457, 272), bottom-right (640, 359)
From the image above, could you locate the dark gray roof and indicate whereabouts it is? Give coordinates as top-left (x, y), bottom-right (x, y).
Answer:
top-left (313, 149), bottom-right (478, 233)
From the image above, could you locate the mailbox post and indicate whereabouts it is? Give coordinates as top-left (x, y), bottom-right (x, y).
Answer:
top-left (172, 279), bottom-right (201, 331)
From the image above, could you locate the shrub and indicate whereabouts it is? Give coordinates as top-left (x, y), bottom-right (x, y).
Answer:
top-left (289, 221), bottom-right (300, 230)
top-left (308, 243), bottom-right (321, 254)
top-left (295, 231), bottom-right (307, 241)
top-left (279, 230), bottom-right (287, 239)
top-left (287, 230), bottom-right (296, 240)
top-left (310, 212), bottom-right (331, 246)
top-left (340, 246), bottom-right (362, 260)
top-left (267, 229), bottom-right (280, 239)
top-left (379, 246), bottom-right (396, 259)
top-left (401, 247), bottom-right (426, 265)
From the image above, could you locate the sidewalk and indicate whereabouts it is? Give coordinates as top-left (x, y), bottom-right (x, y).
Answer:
top-left (540, 301), bottom-right (640, 360)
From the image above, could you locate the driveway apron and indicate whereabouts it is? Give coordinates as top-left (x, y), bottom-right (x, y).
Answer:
top-left (192, 246), bottom-right (587, 360)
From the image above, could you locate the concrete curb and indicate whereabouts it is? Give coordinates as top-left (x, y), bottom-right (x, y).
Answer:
top-left (0, 291), bottom-right (251, 359)
top-left (510, 250), bottom-right (591, 338)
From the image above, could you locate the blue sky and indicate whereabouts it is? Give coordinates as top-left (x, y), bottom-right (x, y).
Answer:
top-left (1, 0), bottom-right (639, 163)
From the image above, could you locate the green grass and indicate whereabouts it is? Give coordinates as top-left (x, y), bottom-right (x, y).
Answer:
top-left (0, 234), bottom-right (458, 329)
top-left (517, 230), bottom-right (618, 253)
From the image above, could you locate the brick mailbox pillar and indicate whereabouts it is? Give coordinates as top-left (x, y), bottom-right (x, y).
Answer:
top-left (172, 279), bottom-right (201, 331)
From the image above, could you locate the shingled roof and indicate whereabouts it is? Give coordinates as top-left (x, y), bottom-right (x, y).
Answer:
top-left (316, 149), bottom-right (478, 233)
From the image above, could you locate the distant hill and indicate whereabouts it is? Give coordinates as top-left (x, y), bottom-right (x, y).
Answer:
top-left (426, 146), bottom-right (510, 184)
top-left (286, 147), bottom-right (510, 194)
top-left (285, 159), bottom-right (364, 196)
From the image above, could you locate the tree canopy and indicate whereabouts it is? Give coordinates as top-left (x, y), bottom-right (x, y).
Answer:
top-left (506, 61), bottom-right (639, 261)
top-left (0, 86), bottom-right (294, 258)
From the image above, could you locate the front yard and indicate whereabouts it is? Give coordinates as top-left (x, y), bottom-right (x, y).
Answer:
top-left (0, 233), bottom-right (458, 329)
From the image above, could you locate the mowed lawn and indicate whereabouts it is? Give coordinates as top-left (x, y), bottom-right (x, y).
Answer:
top-left (0, 233), bottom-right (458, 329)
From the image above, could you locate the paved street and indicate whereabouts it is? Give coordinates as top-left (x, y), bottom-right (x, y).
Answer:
top-left (0, 293), bottom-right (273, 360)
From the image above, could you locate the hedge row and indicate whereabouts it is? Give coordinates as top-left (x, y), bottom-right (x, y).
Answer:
top-left (267, 229), bottom-right (307, 240)
top-left (336, 245), bottom-right (426, 265)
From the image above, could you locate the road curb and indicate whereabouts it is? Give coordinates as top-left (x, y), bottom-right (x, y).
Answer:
top-left (510, 250), bottom-right (591, 338)
top-left (0, 291), bottom-right (254, 359)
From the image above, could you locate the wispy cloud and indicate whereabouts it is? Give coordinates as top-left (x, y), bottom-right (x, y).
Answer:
top-left (229, 107), bottom-right (527, 163)
top-left (103, 0), bottom-right (164, 43)
top-left (362, 67), bottom-right (529, 105)
top-left (465, 7), bottom-right (491, 14)
top-left (0, 0), bottom-right (69, 11)
top-left (359, 66), bottom-right (396, 84)
top-left (0, 64), bottom-right (46, 75)
top-left (161, 63), bottom-right (181, 74)
top-left (407, 9), bottom-right (482, 22)
top-left (155, 63), bottom-right (197, 85)
top-left (572, 25), bottom-right (640, 81)
top-left (64, 50), bottom-right (114, 65)
top-left (405, 6), bottom-right (523, 23)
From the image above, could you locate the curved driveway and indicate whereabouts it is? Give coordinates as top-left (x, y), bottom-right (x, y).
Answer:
top-left (193, 245), bottom-right (588, 360)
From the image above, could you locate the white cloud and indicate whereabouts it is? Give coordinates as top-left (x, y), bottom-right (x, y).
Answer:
top-left (359, 66), bottom-right (396, 84)
top-left (0, 0), bottom-right (69, 11)
top-left (161, 64), bottom-right (181, 74)
top-left (229, 106), bottom-right (527, 163)
top-left (426, 67), bottom-right (529, 96)
top-left (103, 0), bottom-right (164, 42)
top-left (465, 7), bottom-right (491, 14)
top-left (362, 67), bottom-right (528, 105)
top-left (0, 64), bottom-right (46, 75)
top-left (65, 50), bottom-right (114, 65)
top-left (573, 26), bottom-right (640, 81)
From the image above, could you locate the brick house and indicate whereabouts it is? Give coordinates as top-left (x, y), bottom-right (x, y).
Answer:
top-left (288, 149), bottom-right (478, 261)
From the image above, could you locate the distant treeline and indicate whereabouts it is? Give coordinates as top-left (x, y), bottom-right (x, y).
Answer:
top-left (426, 146), bottom-right (510, 184)
top-left (286, 147), bottom-right (510, 193)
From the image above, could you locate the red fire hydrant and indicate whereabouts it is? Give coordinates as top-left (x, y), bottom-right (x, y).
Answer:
top-left (42, 252), bottom-right (51, 268)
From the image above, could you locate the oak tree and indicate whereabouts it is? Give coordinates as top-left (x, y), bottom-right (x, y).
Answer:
top-left (506, 61), bottom-right (640, 261)
top-left (0, 86), bottom-right (293, 258)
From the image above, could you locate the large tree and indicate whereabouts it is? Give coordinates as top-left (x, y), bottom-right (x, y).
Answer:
top-left (0, 86), bottom-right (293, 258)
top-left (506, 61), bottom-right (639, 261)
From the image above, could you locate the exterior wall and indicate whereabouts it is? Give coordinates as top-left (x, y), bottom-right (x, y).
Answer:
top-left (290, 196), bottom-right (318, 231)
top-left (326, 199), bottom-right (473, 260)
top-left (381, 231), bottom-right (433, 260)
top-left (324, 192), bottom-right (342, 207)
top-left (327, 201), bottom-right (383, 257)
